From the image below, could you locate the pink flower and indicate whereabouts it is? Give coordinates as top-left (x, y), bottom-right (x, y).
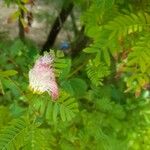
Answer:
top-left (29, 53), bottom-right (59, 100)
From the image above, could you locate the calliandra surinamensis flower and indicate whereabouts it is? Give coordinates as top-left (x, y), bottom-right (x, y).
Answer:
top-left (29, 53), bottom-right (59, 100)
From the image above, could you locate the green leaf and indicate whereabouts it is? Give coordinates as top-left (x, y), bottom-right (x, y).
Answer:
top-left (83, 47), bottom-right (99, 53)
top-left (24, 125), bottom-right (50, 150)
top-left (53, 103), bottom-right (59, 123)
top-left (0, 70), bottom-right (18, 77)
top-left (86, 58), bottom-right (110, 86)
top-left (61, 78), bottom-right (87, 97)
top-left (105, 12), bottom-right (149, 39)
top-left (55, 57), bottom-right (71, 80)
top-left (46, 101), bottom-right (53, 121)
top-left (69, 78), bottom-right (87, 97)
top-left (60, 104), bottom-right (66, 122)
top-left (0, 118), bottom-right (28, 150)
top-left (60, 80), bottom-right (74, 95)
top-left (20, 18), bottom-right (28, 28)
top-left (10, 10), bottom-right (20, 20)
top-left (102, 48), bottom-right (111, 66)
top-left (59, 97), bottom-right (78, 122)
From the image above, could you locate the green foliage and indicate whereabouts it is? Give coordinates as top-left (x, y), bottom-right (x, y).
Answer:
top-left (105, 12), bottom-right (150, 39)
top-left (54, 52), bottom-right (71, 80)
top-left (45, 91), bottom-right (78, 122)
top-left (0, 70), bottom-right (18, 94)
top-left (61, 78), bottom-right (87, 97)
top-left (23, 126), bottom-right (51, 150)
top-left (0, 0), bottom-right (150, 149)
top-left (86, 57), bottom-right (110, 86)
top-left (0, 70), bottom-right (18, 77)
top-left (0, 118), bottom-right (28, 150)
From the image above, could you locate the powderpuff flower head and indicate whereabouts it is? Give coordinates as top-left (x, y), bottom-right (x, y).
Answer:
top-left (29, 53), bottom-right (59, 100)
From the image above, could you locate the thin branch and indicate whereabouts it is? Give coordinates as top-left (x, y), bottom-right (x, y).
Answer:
top-left (41, 2), bottom-right (74, 54)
